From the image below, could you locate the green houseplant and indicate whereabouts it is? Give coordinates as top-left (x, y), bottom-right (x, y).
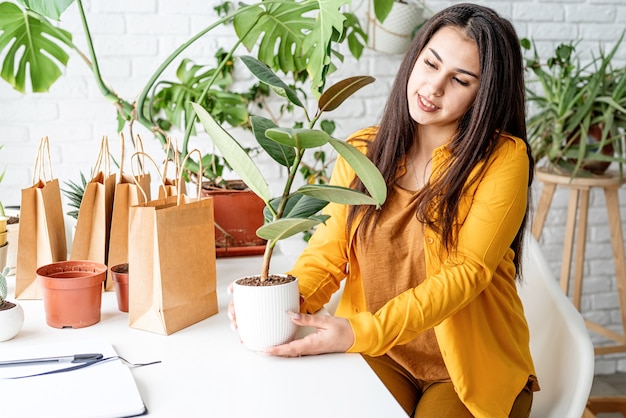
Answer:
top-left (0, 0), bottom-right (368, 181)
top-left (0, 0), bottom-right (370, 255)
top-left (192, 55), bottom-right (387, 350)
top-left (522, 34), bottom-right (626, 177)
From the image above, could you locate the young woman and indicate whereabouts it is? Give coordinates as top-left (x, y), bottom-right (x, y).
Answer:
top-left (232, 3), bottom-right (539, 417)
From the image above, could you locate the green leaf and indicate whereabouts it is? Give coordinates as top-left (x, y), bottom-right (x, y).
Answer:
top-left (264, 194), bottom-right (328, 222)
top-left (233, 0), bottom-right (349, 97)
top-left (373, 0), bottom-right (394, 23)
top-left (19, 0), bottom-right (74, 21)
top-left (250, 116), bottom-right (296, 167)
top-left (265, 128), bottom-right (330, 149)
top-left (328, 138), bottom-right (387, 206)
top-left (239, 55), bottom-right (304, 109)
top-left (192, 102), bottom-right (270, 203)
top-left (301, 0), bottom-right (349, 94)
top-left (0, 2), bottom-right (73, 92)
top-left (257, 216), bottom-right (327, 240)
top-left (298, 184), bottom-right (381, 206)
top-left (318, 75), bottom-right (375, 113)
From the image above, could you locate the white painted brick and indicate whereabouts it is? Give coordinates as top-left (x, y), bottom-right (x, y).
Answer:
top-left (565, 4), bottom-right (617, 22)
top-left (514, 3), bottom-right (564, 21)
top-left (127, 15), bottom-right (190, 35)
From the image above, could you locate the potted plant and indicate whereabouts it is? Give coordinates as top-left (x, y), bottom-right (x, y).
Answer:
top-left (522, 34), bottom-right (626, 178)
top-left (367, 0), bottom-right (428, 54)
top-left (193, 55), bottom-right (387, 351)
top-left (0, 0), bottom-right (369, 256)
top-left (110, 262), bottom-right (129, 313)
top-left (0, 266), bottom-right (24, 341)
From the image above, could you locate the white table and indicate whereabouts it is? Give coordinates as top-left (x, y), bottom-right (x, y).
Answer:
top-left (3, 252), bottom-right (406, 418)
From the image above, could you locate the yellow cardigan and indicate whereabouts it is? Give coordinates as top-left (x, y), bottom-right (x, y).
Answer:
top-left (289, 127), bottom-right (537, 417)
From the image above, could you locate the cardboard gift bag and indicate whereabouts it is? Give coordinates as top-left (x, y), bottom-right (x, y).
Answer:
top-left (106, 134), bottom-right (151, 290)
top-left (15, 137), bottom-right (67, 299)
top-left (128, 150), bottom-right (217, 335)
top-left (71, 137), bottom-right (116, 267)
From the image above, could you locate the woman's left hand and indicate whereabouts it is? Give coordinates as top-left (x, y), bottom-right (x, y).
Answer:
top-left (264, 313), bottom-right (355, 357)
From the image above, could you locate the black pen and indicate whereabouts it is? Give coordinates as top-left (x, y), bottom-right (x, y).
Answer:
top-left (0, 353), bottom-right (103, 367)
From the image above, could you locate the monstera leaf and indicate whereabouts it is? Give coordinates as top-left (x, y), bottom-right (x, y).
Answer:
top-left (0, 2), bottom-right (73, 92)
top-left (233, 0), bottom-right (349, 97)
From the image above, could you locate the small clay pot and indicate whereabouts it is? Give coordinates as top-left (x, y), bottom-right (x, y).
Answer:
top-left (110, 263), bottom-right (129, 313)
top-left (37, 260), bottom-right (106, 328)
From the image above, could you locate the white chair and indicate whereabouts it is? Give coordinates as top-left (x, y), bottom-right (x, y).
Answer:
top-left (519, 235), bottom-right (595, 418)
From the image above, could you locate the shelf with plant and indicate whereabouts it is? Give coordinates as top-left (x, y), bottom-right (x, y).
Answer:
top-left (522, 34), bottom-right (626, 178)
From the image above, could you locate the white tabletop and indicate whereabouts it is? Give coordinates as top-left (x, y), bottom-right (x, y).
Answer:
top-left (3, 252), bottom-right (406, 418)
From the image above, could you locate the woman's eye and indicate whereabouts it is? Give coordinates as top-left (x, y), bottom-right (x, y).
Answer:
top-left (454, 77), bottom-right (469, 86)
top-left (424, 59), bottom-right (436, 68)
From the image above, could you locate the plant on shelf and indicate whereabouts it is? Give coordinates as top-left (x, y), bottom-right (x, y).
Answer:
top-left (193, 55), bottom-right (387, 350)
top-left (522, 34), bottom-right (626, 178)
top-left (0, 0), bottom-right (368, 185)
top-left (366, 0), bottom-right (428, 55)
top-left (0, 265), bottom-right (24, 341)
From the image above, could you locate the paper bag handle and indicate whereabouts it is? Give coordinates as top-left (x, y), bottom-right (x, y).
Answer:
top-left (32, 136), bottom-right (54, 185)
top-left (91, 136), bottom-right (111, 181)
top-left (130, 151), bottom-right (167, 202)
top-left (118, 133), bottom-right (148, 183)
top-left (177, 149), bottom-right (203, 205)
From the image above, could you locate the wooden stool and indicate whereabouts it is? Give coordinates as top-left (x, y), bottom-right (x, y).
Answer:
top-left (532, 168), bottom-right (626, 418)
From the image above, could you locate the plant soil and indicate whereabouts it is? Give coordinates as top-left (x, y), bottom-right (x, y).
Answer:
top-left (236, 274), bottom-right (296, 287)
top-left (7, 216), bottom-right (18, 224)
top-left (112, 263), bottom-right (129, 274)
top-left (0, 300), bottom-right (16, 311)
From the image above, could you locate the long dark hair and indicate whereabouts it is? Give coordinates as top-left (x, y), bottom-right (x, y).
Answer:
top-left (348, 3), bottom-right (534, 277)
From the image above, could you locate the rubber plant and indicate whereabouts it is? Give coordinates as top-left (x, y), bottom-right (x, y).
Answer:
top-left (193, 55), bottom-right (387, 281)
top-left (0, 0), bottom-right (368, 182)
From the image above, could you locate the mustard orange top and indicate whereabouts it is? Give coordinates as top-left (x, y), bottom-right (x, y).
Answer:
top-left (289, 126), bottom-right (538, 417)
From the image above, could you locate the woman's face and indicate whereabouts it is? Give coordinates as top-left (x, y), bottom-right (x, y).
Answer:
top-left (407, 26), bottom-right (480, 137)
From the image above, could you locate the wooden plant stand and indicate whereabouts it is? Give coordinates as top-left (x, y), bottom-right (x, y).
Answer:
top-left (532, 168), bottom-right (626, 417)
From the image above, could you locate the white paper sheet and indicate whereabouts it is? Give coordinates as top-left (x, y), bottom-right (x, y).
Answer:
top-left (0, 338), bottom-right (147, 418)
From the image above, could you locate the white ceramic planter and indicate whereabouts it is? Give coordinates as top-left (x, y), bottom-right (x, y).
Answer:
top-left (0, 301), bottom-right (24, 342)
top-left (233, 275), bottom-right (300, 351)
top-left (367, 2), bottom-right (425, 55)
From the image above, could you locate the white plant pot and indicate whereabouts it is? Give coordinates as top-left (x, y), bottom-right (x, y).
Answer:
top-left (0, 301), bottom-right (24, 342)
top-left (367, 1), bottom-right (425, 55)
top-left (233, 275), bottom-right (300, 351)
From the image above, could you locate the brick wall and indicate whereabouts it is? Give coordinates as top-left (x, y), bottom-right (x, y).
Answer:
top-left (0, 0), bottom-right (626, 373)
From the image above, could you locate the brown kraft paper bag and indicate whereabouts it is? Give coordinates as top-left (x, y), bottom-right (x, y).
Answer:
top-left (15, 137), bottom-right (67, 299)
top-left (128, 150), bottom-right (217, 335)
top-left (106, 134), bottom-right (151, 290)
top-left (70, 137), bottom-right (116, 272)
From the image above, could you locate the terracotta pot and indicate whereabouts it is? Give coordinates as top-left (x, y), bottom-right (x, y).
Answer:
top-left (233, 275), bottom-right (300, 351)
top-left (201, 181), bottom-right (266, 257)
top-left (110, 263), bottom-right (129, 313)
top-left (36, 260), bottom-right (106, 328)
top-left (567, 124), bottom-right (615, 175)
